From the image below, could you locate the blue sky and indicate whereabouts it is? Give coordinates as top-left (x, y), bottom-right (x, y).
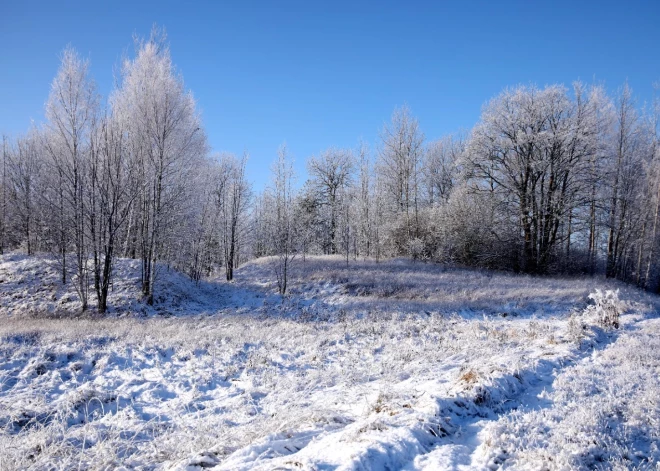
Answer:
top-left (1, 0), bottom-right (659, 190)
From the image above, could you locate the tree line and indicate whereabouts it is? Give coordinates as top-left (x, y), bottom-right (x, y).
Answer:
top-left (2, 30), bottom-right (659, 310)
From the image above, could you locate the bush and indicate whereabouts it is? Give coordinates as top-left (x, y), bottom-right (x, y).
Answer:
top-left (587, 289), bottom-right (622, 329)
top-left (408, 238), bottom-right (425, 261)
top-left (566, 311), bottom-right (587, 344)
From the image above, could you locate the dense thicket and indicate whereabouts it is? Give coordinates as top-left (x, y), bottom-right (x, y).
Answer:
top-left (2, 31), bottom-right (659, 308)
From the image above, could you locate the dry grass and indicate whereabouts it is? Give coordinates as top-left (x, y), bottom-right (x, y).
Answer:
top-left (0, 255), bottom-right (657, 470)
top-left (459, 368), bottom-right (480, 385)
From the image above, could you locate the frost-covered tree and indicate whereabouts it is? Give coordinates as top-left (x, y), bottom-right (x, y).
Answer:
top-left (271, 144), bottom-right (296, 294)
top-left (216, 152), bottom-right (251, 281)
top-left (466, 84), bottom-right (603, 273)
top-left (0, 136), bottom-right (8, 254)
top-left (356, 142), bottom-right (373, 259)
top-left (307, 148), bottom-right (354, 254)
top-left (423, 134), bottom-right (463, 206)
top-left (641, 85), bottom-right (660, 289)
top-left (44, 46), bottom-right (99, 309)
top-left (114, 28), bottom-right (206, 304)
top-left (89, 110), bottom-right (139, 313)
top-left (6, 130), bottom-right (42, 255)
top-left (605, 83), bottom-right (643, 279)
top-left (377, 105), bottom-right (425, 253)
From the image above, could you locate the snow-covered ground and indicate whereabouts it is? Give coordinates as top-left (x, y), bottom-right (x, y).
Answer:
top-left (0, 254), bottom-right (658, 470)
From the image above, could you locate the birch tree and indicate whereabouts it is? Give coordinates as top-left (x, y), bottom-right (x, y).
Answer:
top-left (272, 145), bottom-right (296, 294)
top-left (44, 46), bottom-right (98, 309)
top-left (90, 110), bottom-right (139, 313)
top-left (115, 28), bottom-right (206, 304)
top-left (216, 153), bottom-right (251, 281)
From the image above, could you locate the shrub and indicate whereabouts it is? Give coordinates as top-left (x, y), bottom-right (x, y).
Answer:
top-left (587, 289), bottom-right (622, 329)
top-left (408, 238), bottom-right (426, 261)
top-left (566, 312), bottom-right (587, 344)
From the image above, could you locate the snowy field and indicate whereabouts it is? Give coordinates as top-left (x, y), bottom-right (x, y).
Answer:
top-left (0, 255), bottom-right (659, 470)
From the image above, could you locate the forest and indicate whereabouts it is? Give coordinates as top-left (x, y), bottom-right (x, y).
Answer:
top-left (2, 29), bottom-right (659, 314)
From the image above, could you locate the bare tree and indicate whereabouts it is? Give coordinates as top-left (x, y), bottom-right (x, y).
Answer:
top-left (423, 134), bottom-right (463, 205)
top-left (466, 84), bottom-right (601, 273)
top-left (90, 110), bottom-right (139, 313)
top-left (644, 84), bottom-right (660, 289)
top-left (606, 83), bottom-right (641, 278)
top-left (307, 148), bottom-right (353, 254)
top-left (44, 46), bottom-right (99, 310)
top-left (217, 152), bottom-right (251, 281)
top-left (1, 135), bottom-right (8, 254)
top-left (356, 142), bottom-right (372, 259)
top-left (377, 105), bottom-right (425, 252)
top-left (115, 28), bottom-right (206, 304)
top-left (6, 130), bottom-right (41, 255)
top-left (184, 158), bottom-right (220, 282)
top-left (272, 145), bottom-right (296, 295)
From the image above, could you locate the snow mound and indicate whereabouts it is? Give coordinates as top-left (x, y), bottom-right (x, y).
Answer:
top-left (0, 253), bottom-right (230, 317)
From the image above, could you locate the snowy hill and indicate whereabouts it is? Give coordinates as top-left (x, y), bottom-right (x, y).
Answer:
top-left (0, 254), bottom-right (659, 470)
top-left (0, 253), bottom-right (250, 318)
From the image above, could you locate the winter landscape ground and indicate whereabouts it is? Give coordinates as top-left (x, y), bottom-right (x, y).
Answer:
top-left (1, 254), bottom-right (659, 470)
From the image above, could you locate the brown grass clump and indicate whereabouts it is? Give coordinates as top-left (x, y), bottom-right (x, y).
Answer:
top-left (459, 368), bottom-right (479, 385)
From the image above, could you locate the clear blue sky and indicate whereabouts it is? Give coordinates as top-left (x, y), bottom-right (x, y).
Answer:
top-left (1, 0), bottom-right (659, 190)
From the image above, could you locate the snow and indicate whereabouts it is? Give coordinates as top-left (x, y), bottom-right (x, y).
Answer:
top-left (0, 254), bottom-right (658, 470)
